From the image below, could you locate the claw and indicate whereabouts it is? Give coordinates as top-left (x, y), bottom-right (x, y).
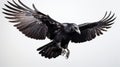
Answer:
top-left (61, 48), bottom-right (70, 59)
top-left (66, 49), bottom-right (70, 59)
top-left (61, 48), bottom-right (66, 56)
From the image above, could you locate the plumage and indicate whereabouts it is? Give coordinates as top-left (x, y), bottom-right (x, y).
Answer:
top-left (3, 0), bottom-right (116, 59)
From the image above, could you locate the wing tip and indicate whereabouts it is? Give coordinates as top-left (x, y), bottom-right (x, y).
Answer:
top-left (100, 11), bottom-right (116, 22)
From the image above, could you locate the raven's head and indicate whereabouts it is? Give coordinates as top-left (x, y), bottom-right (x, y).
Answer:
top-left (71, 23), bottom-right (81, 34)
top-left (63, 23), bottom-right (81, 34)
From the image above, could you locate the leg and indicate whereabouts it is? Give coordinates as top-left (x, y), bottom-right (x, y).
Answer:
top-left (66, 48), bottom-right (70, 59)
top-left (56, 42), bottom-right (66, 55)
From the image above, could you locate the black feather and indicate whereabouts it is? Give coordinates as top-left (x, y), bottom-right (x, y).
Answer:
top-left (3, 0), bottom-right (116, 59)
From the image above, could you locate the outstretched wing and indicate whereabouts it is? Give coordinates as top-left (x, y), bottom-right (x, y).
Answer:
top-left (71, 12), bottom-right (116, 43)
top-left (3, 0), bottom-right (62, 40)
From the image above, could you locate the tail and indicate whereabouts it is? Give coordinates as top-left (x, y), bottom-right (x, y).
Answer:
top-left (37, 41), bottom-right (62, 59)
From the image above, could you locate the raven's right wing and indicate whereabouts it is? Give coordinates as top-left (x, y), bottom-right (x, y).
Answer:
top-left (3, 0), bottom-right (62, 40)
top-left (71, 12), bottom-right (116, 43)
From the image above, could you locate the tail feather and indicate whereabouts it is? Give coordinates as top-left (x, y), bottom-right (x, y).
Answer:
top-left (37, 41), bottom-right (62, 59)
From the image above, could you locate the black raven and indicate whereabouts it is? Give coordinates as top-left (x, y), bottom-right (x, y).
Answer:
top-left (3, 0), bottom-right (116, 59)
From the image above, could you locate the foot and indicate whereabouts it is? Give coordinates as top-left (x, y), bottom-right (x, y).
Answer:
top-left (61, 48), bottom-right (70, 59)
top-left (61, 48), bottom-right (66, 56)
top-left (65, 48), bottom-right (70, 59)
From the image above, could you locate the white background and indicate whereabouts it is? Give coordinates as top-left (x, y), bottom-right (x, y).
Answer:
top-left (0, 0), bottom-right (120, 67)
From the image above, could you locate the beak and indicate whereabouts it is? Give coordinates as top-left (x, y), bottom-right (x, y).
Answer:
top-left (75, 29), bottom-right (81, 34)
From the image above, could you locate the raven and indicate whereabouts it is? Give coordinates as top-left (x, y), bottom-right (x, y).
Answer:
top-left (3, 0), bottom-right (116, 59)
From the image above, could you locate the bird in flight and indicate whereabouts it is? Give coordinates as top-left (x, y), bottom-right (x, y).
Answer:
top-left (3, 0), bottom-right (116, 59)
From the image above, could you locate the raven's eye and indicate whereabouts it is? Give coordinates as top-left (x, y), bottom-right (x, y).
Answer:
top-left (74, 27), bottom-right (78, 29)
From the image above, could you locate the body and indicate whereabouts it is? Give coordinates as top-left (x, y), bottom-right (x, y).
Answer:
top-left (3, 0), bottom-right (116, 59)
top-left (37, 23), bottom-right (80, 58)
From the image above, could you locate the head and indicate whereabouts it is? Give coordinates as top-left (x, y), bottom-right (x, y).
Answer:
top-left (71, 23), bottom-right (81, 34)
top-left (63, 23), bottom-right (81, 34)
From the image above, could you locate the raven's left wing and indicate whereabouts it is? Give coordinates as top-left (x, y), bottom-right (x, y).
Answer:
top-left (71, 12), bottom-right (116, 43)
top-left (3, 0), bottom-right (62, 40)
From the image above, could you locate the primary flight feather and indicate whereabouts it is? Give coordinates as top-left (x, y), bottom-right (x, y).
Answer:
top-left (3, 0), bottom-right (116, 59)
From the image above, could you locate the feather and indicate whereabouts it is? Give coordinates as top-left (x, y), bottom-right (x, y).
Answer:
top-left (18, 0), bottom-right (32, 10)
top-left (2, 8), bottom-right (17, 13)
top-left (12, 0), bottom-right (27, 10)
top-left (4, 4), bottom-right (21, 11)
top-left (71, 12), bottom-right (115, 43)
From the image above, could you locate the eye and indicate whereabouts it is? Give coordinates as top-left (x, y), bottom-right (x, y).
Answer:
top-left (74, 27), bottom-right (78, 29)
